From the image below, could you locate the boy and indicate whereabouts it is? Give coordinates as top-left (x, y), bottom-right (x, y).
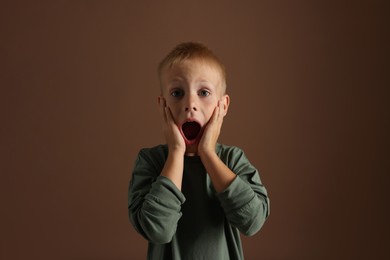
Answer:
top-left (128, 42), bottom-right (270, 260)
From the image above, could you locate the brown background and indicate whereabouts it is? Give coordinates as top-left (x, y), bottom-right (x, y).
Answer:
top-left (1, 0), bottom-right (389, 259)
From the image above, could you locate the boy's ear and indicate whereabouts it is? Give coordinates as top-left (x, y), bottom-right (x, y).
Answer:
top-left (221, 94), bottom-right (230, 116)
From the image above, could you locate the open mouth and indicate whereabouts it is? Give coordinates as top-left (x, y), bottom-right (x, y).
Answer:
top-left (181, 121), bottom-right (201, 142)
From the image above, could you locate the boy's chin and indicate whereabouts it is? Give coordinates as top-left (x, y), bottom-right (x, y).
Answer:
top-left (183, 137), bottom-right (200, 156)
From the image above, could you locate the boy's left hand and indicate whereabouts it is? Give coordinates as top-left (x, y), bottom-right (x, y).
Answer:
top-left (198, 100), bottom-right (226, 157)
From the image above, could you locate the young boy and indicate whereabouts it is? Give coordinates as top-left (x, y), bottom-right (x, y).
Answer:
top-left (128, 42), bottom-right (270, 260)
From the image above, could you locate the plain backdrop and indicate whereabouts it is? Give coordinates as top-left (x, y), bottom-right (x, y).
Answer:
top-left (1, 0), bottom-right (389, 259)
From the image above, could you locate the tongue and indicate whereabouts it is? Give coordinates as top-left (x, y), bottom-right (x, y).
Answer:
top-left (182, 122), bottom-right (201, 140)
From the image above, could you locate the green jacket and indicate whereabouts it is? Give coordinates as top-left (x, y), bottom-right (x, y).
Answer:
top-left (128, 144), bottom-right (270, 260)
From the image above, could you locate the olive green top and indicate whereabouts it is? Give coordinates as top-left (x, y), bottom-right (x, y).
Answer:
top-left (128, 143), bottom-right (270, 260)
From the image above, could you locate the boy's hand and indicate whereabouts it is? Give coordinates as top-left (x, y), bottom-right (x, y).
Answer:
top-left (158, 97), bottom-right (186, 155)
top-left (198, 100), bottom-right (225, 157)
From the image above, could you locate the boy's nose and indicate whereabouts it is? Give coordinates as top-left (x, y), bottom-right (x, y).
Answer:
top-left (185, 106), bottom-right (197, 112)
top-left (184, 95), bottom-right (197, 112)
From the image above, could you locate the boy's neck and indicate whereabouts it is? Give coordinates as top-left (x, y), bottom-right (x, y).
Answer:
top-left (185, 144), bottom-right (198, 156)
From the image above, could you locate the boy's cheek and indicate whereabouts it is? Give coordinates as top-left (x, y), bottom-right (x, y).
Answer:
top-left (171, 112), bottom-right (181, 124)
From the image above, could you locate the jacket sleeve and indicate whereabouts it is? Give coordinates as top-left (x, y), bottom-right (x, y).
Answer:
top-left (216, 147), bottom-right (270, 236)
top-left (128, 148), bottom-right (186, 244)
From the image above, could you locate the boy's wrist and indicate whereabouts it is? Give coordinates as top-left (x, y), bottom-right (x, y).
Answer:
top-left (198, 147), bottom-right (217, 160)
top-left (168, 147), bottom-right (186, 157)
top-left (161, 147), bottom-right (185, 191)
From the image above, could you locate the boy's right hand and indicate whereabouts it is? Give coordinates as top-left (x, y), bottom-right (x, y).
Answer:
top-left (158, 96), bottom-right (186, 155)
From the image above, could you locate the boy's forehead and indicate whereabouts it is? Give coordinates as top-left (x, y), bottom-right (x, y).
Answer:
top-left (161, 59), bottom-right (225, 88)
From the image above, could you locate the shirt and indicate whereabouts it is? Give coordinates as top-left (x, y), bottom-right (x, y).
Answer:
top-left (128, 143), bottom-right (270, 260)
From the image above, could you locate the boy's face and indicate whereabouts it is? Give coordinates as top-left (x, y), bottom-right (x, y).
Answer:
top-left (160, 59), bottom-right (229, 151)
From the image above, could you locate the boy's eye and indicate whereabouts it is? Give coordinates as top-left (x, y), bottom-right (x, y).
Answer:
top-left (171, 89), bottom-right (184, 97)
top-left (199, 90), bottom-right (210, 97)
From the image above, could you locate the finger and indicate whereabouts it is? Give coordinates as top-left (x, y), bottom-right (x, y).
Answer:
top-left (158, 96), bottom-right (167, 122)
top-left (214, 100), bottom-right (222, 122)
top-left (213, 100), bottom-right (223, 128)
top-left (209, 102), bottom-right (219, 125)
top-left (218, 100), bottom-right (224, 121)
top-left (165, 106), bottom-right (176, 126)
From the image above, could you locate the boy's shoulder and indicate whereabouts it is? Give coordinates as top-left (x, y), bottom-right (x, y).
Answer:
top-left (216, 143), bottom-right (246, 157)
top-left (135, 144), bottom-right (169, 168)
top-left (216, 144), bottom-right (257, 174)
top-left (138, 144), bottom-right (168, 160)
top-left (139, 144), bottom-right (168, 154)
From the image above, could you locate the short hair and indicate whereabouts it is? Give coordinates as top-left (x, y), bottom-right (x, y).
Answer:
top-left (158, 42), bottom-right (227, 93)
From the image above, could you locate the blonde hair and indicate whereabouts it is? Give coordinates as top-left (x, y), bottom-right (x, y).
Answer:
top-left (158, 42), bottom-right (227, 93)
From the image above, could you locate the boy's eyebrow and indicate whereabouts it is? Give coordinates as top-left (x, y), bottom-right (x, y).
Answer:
top-left (166, 79), bottom-right (186, 89)
top-left (170, 77), bottom-right (184, 82)
top-left (197, 79), bottom-right (212, 84)
top-left (167, 77), bottom-right (186, 83)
